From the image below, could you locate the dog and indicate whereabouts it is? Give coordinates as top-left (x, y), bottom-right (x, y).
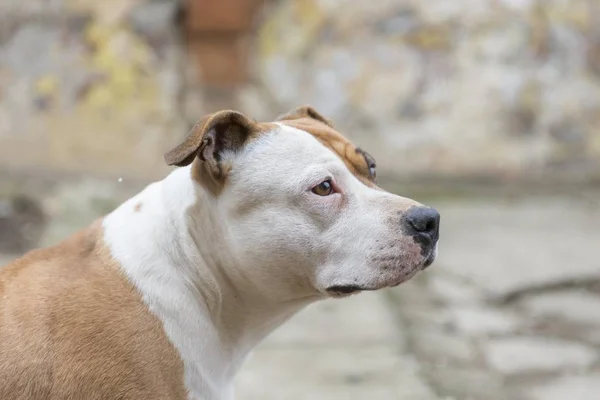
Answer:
top-left (0, 106), bottom-right (440, 400)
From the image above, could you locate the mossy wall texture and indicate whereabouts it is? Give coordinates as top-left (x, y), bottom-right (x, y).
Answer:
top-left (1, 0), bottom-right (599, 183)
top-left (254, 0), bottom-right (600, 182)
top-left (0, 0), bottom-right (186, 180)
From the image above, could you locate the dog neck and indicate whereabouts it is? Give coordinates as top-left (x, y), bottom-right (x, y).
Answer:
top-left (103, 166), bottom-right (318, 399)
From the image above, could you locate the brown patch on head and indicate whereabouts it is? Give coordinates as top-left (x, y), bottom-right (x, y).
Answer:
top-left (276, 106), bottom-right (377, 187)
top-left (0, 221), bottom-right (187, 399)
top-left (276, 105), bottom-right (334, 127)
top-left (134, 202), bottom-right (142, 212)
top-left (165, 110), bottom-right (274, 196)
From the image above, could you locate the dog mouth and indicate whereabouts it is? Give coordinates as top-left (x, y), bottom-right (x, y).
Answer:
top-left (325, 255), bottom-right (436, 297)
top-left (326, 285), bottom-right (373, 296)
top-left (325, 274), bottom-right (412, 297)
top-left (325, 277), bottom-right (410, 297)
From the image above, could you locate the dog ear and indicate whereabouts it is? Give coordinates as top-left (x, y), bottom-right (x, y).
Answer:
top-left (276, 105), bottom-right (334, 127)
top-left (164, 110), bottom-right (256, 168)
top-left (164, 111), bottom-right (259, 194)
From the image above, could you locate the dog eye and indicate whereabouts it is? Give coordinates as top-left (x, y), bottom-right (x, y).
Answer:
top-left (311, 180), bottom-right (334, 196)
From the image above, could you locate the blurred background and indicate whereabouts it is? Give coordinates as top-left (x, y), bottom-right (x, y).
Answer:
top-left (1, 0), bottom-right (599, 399)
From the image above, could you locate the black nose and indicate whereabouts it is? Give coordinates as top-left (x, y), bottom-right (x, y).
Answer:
top-left (405, 207), bottom-right (440, 239)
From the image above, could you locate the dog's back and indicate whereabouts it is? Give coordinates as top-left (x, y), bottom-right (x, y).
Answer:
top-left (0, 221), bottom-right (187, 400)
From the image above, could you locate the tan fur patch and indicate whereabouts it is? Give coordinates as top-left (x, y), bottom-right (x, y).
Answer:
top-left (276, 105), bottom-right (335, 127)
top-left (278, 118), bottom-right (378, 187)
top-left (0, 221), bottom-right (187, 400)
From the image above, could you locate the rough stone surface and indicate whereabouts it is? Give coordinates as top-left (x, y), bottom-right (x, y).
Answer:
top-left (265, 291), bottom-right (399, 346)
top-left (236, 292), bottom-right (437, 400)
top-left (238, 347), bottom-right (433, 400)
top-left (429, 275), bottom-right (486, 305)
top-left (483, 337), bottom-right (597, 374)
top-left (2, 0), bottom-right (600, 183)
top-left (254, 0), bottom-right (600, 181)
top-left (449, 307), bottom-right (520, 336)
top-left (426, 366), bottom-right (508, 400)
top-left (519, 290), bottom-right (600, 326)
top-left (0, 0), bottom-right (186, 181)
top-left (437, 199), bottom-right (600, 298)
top-left (410, 326), bottom-right (478, 365)
top-left (524, 374), bottom-right (600, 400)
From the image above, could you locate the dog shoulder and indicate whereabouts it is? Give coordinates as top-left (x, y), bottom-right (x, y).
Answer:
top-left (0, 220), bottom-right (188, 400)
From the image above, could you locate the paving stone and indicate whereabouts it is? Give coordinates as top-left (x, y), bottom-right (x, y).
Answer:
top-left (519, 290), bottom-right (600, 326)
top-left (411, 327), bottom-right (478, 365)
top-left (236, 289), bottom-right (438, 399)
top-left (582, 328), bottom-right (600, 346)
top-left (257, 0), bottom-right (600, 181)
top-left (429, 274), bottom-right (486, 305)
top-left (265, 292), bottom-right (399, 347)
top-left (1, 24), bottom-right (60, 77)
top-left (483, 337), bottom-right (597, 375)
top-left (236, 346), bottom-right (437, 400)
top-left (387, 278), bottom-right (454, 328)
top-left (523, 373), bottom-right (600, 400)
top-left (438, 200), bottom-right (600, 298)
top-left (449, 306), bottom-right (520, 336)
top-left (425, 366), bottom-right (507, 400)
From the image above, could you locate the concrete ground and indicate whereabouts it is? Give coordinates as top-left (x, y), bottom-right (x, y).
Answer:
top-left (236, 293), bottom-right (437, 400)
top-left (2, 181), bottom-right (599, 400)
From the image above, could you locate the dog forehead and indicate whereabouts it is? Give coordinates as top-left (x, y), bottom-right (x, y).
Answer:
top-left (275, 119), bottom-right (376, 186)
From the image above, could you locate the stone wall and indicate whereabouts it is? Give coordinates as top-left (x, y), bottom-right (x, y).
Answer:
top-left (1, 0), bottom-right (600, 184)
top-left (251, 0), bottom-right (600, 183)
top-left (0, 0), bottom-right (186, 181)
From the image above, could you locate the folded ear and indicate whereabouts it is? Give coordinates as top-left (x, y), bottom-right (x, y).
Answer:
top-left (276, 105), bottom-right (333, 127)
top-left (165, 110), bottom-right (257, 167)
top-left (164, 110), bottom-right (259, 193)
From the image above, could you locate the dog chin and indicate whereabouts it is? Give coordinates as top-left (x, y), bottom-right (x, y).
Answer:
top-left (324, 265), bottom-right (426, 298)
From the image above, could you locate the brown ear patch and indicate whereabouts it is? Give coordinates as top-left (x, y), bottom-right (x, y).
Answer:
top-left (164, 111), bottom-right (258, 167)
top-left (276, 105), bottom-right (334, 127)
top-left (165, 111), bottom-right (275, 195)
top-left (279, 118), bottom-right (377, 187)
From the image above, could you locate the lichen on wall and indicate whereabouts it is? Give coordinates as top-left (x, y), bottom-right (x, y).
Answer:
top-left (0, 0), bottom-right (186, 180)
top-left (255, 0), bottom-right (600, 181)
top-left (1, 0), bottom-right (600, 183)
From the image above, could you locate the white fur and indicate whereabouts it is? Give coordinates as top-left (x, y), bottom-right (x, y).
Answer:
top-left (103, 124), bottom-right (435, 400)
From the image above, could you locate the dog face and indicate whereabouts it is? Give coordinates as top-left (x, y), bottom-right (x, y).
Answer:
top-left (165, 107), bottom-right (439, 299)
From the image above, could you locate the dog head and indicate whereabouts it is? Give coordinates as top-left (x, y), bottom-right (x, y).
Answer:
top-left (165, 106), bottom-right (439, 299)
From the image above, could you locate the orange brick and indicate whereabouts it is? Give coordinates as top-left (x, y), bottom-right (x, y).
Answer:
top-left (187, 35), bottom-right (249, 86)
top-left (185, 0), bottom-right (266, 33)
